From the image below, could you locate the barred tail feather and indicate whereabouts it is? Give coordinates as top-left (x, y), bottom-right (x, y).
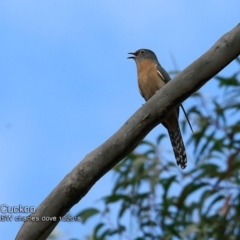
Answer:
top-left (168, 126), bottom-right (187, 169)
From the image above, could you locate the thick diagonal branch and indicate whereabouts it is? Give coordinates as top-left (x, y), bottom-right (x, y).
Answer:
top-left (16, 23), bottom-right (240, 240)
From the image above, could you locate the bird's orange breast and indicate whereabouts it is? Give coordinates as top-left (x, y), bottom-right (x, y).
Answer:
top-left (137, 59), bottom-right (166, 101)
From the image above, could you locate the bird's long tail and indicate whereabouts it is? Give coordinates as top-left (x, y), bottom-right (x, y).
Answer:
top-left (168, 125), bottom-right (187, 169)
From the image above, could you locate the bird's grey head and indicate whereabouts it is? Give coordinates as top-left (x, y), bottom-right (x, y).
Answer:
top-left (128, 49), bottom-right (158, 63)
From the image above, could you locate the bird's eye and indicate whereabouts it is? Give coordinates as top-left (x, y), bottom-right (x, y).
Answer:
top-left (140, 50), bottom-right (145, 54)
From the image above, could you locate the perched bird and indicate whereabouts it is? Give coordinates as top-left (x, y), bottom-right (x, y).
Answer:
top-left (128, 49), bottom-right (192, 169)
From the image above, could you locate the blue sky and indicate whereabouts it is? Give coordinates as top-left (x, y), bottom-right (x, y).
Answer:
top-left (0, 1), bottom-right (239, 239)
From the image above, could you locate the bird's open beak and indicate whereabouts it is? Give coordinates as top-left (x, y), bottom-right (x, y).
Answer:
top-left (127, 52), bottom-right (136, 59)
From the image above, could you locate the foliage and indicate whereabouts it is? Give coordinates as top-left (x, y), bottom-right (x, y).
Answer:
top-left (74, 59), bottom-right (240, 240)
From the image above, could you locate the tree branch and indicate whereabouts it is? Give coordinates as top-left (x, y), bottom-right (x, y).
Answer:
top-left (16, 24), bottom-right (240, 240)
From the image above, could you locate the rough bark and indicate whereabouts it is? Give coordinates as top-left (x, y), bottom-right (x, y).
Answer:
top-left (16, 24), bottom-right (240, 240)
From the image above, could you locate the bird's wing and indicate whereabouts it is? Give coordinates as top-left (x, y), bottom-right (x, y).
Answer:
top-left (156, 64), bottom-right (179, 117)
top-left (156, 64), bottom-right (193, 132)
top-left (156, 64), bottom-right (171, 83)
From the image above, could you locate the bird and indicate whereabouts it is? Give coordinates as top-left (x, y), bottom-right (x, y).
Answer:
top-left (128, 48), bottom-right (192, 169)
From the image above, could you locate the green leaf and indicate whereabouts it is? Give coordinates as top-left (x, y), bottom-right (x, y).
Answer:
top-left (177, 182), bottom-right (208, 209)
top-left (156, 134), bottom-right (166, 145)
top-left (215, 74), bottom-right (239, 87)
top-left (93, 223), bottom-right (105, 239)
top-left (204, 195), bottom-right (225, 216)
top-left (161, 176), bottom-right (177, 200)
top-left (76, 208), bottom-right (99, 223)
top-left (195, 130), bottom-right (215, 163)
top-left (104, 194), bottom-right (133, 204)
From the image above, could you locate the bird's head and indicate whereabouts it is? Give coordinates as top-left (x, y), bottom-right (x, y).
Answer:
top-left (128, 49), bottom-right (158, 63)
